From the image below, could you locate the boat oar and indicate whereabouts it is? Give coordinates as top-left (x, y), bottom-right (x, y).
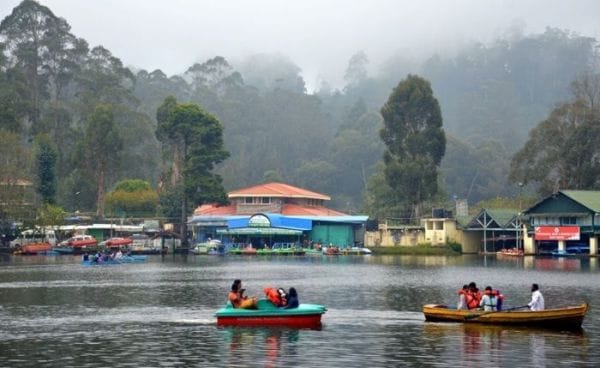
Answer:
top-left (464, 305), bottom-right (529, 320)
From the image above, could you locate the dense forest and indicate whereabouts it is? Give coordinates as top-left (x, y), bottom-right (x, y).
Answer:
top-left (1, 0), bottom-right (599, 227)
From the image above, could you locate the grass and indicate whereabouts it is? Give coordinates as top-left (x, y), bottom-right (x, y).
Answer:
top-left (369, 243), bottom-right (462, 256)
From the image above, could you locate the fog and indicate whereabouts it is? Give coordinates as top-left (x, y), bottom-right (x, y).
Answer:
top-left (2, 0), bottom-right (600, 90)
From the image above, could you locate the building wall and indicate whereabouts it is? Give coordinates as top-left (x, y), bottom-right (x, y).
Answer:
top-left (365, 222), bottom-right (424, 247)
top-left (365, 218), bottom-right (480, 253)
top-left (310, 224), bottom-right (353, 247)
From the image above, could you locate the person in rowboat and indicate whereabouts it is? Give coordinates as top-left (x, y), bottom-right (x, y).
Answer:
top-left (457, 284), bottom-right (468, 310)
top-left (228, 279), bottom-right (257, 309)
top-left (528, 283), bottom-right (545, 311)
top-left (465, 282), bottom-right (481, 310)
top-left (479, 286), bottom-right (498, 311)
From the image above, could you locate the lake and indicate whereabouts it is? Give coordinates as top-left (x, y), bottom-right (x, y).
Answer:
top-left (1, 254), bottom-right (599, 367)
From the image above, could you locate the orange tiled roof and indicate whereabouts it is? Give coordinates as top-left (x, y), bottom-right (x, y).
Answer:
top-left (228, 182), bottom-right (330, 200)
top-left (193, 204), bottom-right (236, 216)
top-left (192, 203), bottom-right (346, 217)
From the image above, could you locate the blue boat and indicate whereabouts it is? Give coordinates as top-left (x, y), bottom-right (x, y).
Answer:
top-left (82, 255), bottom-right (147, 266)
top-left (552, 246), bottom-right (590, 257)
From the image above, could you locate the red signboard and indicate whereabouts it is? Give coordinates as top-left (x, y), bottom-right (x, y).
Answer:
top-left (534, 226), bottom-right (580, 241)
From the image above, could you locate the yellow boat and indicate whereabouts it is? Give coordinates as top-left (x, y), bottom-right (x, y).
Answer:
top-left (422, 303), bottom-right (589, 330)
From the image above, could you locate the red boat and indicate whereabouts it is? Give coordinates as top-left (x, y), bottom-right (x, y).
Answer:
top-left (101, 237), bottom-right (133, 248)
top-left (17, 242), bottom-right (53, 255)
top-left (70, 236), bottom-right (98, 248)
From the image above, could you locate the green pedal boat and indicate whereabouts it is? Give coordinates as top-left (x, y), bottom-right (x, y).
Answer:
top-left (215, 299), bottom-right (327, 329)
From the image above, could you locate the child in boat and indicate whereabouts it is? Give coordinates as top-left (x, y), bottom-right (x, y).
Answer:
top-left (228, 279), bottom-right (257, 309)
top-left (281, 287), bottom-right (299, 309)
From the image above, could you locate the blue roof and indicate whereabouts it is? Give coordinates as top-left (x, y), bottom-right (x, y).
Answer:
top-left (290, 215), bottom-right (368, 224)
top-left (228, 213), bottom-right (313, 231)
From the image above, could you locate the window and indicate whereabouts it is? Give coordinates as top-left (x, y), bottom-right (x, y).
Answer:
top-left (262, 197), bottom-right (270, 204)
top-left (561, 217), bottom-right (577, 225)
top-left (245, 197), bottom-right (253, 204)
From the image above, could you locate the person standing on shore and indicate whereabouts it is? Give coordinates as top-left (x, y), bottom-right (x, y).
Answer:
top-left (528, 283), bottom-right (545, 311)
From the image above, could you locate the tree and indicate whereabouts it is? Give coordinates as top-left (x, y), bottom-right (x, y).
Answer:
top-left (105, 179), bottom-right (159, 217)
top-left (379, 75), bottom-right (446, 220)
top-left (0, 129), bottom-right (33, 226)
top-left (83, 104), bottom-right (123, 218)
top-left (510, 74), bottom-right (600, 194)
top-left (34, 134), bottom-right (57, 204)
top-left (0, 0), bottom-right (87, 133)
top-left (156, 97), bottom-right (229, 242)
top-left (37, 203), bottom-right (65, 231)
top-left (344, 51), bottom-right (369, 88)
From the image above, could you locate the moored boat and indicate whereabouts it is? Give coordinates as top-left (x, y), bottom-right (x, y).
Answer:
top-left (15, 242), bottom-right (53, 255)
top-left (215, 299), bottom-right (327, 329)
top-left (497, 248), bottom-right (523, 256)
top-left (422, 303), bottom-right (588, 330)
top-left (339, 247), bottom-right (372, 255)
top-left (100, 237), bottom-right (133, 248)
top-left (54, 235), bottom-right (99, 254)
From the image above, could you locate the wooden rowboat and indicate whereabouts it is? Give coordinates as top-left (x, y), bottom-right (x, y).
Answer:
top-left (422, 303), bottom-right (588, 330)
top-left (215, 299), bottom-right (327, 329)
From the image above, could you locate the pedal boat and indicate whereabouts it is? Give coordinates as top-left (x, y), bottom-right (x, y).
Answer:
top-left (215, 299), bottom-right (327, 329)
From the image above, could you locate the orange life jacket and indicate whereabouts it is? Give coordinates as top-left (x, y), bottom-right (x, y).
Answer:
top-left (466, 290), bottom-right (481, 309)
top-left (264, 287), bottom-right (282, 306)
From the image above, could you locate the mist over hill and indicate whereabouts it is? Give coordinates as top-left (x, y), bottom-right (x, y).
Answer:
top-left (1, 0), bottom-right (599, 220)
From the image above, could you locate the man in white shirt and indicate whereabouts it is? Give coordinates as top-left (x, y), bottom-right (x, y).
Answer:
top-left (528, 283), bottom-right (545, 311)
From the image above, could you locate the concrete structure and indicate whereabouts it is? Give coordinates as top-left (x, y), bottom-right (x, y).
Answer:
top-left (366, 210), bottom-right (519, 254)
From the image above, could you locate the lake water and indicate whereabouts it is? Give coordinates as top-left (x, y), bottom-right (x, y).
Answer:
top-left (1, 254), bottom-right (599, 367)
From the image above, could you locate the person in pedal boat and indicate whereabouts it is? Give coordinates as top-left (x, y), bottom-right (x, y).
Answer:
top-left (228, 279), bottom-right (257, 309)
top-left (281, 287), bottom-right (299, 309)
top-left (479, 286), bottom-right (498, 311)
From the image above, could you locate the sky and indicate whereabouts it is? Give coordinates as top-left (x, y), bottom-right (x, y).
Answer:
top-left (2, 0), bottom-right (600, 90)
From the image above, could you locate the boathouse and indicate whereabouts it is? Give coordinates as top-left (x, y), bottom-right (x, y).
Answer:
top-left (188, 182), bottom-right (368, 248)
top-left (521, 190), bottom-right (600, 256)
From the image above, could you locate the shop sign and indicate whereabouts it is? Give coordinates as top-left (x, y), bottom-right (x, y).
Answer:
top-left (534, 226), bottom-right (580, 241)
top-left (248, 214), bottom-right (271, 227)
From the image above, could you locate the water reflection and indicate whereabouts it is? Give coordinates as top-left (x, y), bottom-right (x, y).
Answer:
top-left (221, 327), bottom-right (300, 367)
top-left (422, 322), bottom-right (588, 366)
top-left (1, 254), bottom-right (599, 367)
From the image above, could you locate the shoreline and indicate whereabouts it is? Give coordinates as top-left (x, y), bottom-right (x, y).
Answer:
top-left (369, 245), bottom-right (461, 256)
